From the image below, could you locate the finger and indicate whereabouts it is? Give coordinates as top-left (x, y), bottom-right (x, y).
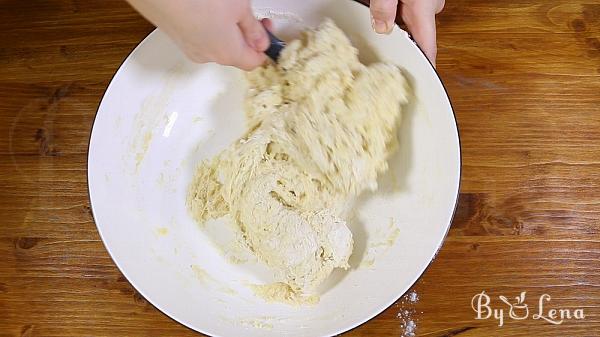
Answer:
top-left (222, 27), bottom-right (267, 71)
top-left (370, 0), bottom-right (398, 34)
top-left (436, 0), bottom-right (446, 14)
top-left (238, 7), bottom-right (269, 52)
top-left (261, 18), bottom-right (274, 32)
top-left (402, 5), bottom-right (438, 66)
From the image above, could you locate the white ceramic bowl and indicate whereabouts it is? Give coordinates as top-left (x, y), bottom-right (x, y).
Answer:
top-left (88, 0), bottom-right (460, 336)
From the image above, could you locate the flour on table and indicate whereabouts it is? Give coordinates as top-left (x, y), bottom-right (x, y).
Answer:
top-left (396, 290), bottom-right (420, 337)
top-left (188, 19), bottom-right (409, 303)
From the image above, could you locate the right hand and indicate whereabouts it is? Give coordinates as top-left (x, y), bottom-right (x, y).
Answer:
top-left (370, 0), bottom-right (445, 66)
top-left (126, 0), bottom-right (270, 70)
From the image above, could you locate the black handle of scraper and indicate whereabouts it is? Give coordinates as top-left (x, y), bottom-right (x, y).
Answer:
top-left (265, 30), bottom-right (286, 62)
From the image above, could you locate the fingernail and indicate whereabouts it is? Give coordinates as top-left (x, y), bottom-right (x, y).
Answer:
top-left (371, 17), bottom-right (392, 34)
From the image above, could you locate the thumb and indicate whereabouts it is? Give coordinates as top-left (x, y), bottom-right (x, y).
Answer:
top-left (370, 0), bottom-right (398, 34)
top-left (402, 5), bottom-right (438, 66)
top-left (238, 6), bottom-right (269, 52)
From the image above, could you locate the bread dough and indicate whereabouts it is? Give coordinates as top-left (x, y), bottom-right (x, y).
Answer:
top-left (250, 283), bottom-right (319, 305)
top-left (188, 19), bottom-right (409, 302)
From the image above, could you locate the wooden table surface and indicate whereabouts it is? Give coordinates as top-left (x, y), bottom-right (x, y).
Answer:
top-left (1, 1), bottom-right (599, 336)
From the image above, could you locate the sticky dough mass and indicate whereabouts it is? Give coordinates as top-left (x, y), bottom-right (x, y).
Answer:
top-left (188, 20), bottom-right (409, 299)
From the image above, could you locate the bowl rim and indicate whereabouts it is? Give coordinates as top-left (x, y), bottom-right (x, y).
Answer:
top-left (86, 1), bottom-right (462, 335)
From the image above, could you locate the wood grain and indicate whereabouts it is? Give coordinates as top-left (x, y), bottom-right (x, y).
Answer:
top-left (1, 0), bottom-right (599, 336)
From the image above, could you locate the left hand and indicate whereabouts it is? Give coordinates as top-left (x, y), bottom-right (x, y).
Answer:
top-left (370, 0), bottom-right (445, 66)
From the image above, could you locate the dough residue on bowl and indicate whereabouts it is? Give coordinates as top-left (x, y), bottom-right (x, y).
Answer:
top-left (188, 19), bottom-right (409, 304)
top-left (250, 283), bottom-right (319, 305)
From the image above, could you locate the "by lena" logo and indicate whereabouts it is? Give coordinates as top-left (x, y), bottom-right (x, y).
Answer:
top-left (471, 291), bottom-right (585, 327)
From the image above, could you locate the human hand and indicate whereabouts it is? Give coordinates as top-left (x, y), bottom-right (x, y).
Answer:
top-left (126, 0), bottom-right (270, 70)
top-left (370, 0), bottom-right (445, 65)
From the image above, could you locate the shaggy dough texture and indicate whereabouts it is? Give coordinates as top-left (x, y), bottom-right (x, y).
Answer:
top-left (188, 19), bottom-right (409, 302)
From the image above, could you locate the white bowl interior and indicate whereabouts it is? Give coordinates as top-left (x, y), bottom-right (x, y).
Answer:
top-left (88, 1), bottom-right (460, 336)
